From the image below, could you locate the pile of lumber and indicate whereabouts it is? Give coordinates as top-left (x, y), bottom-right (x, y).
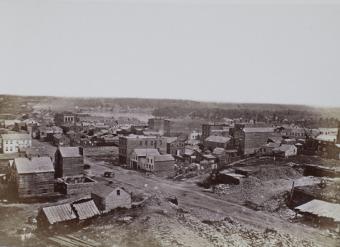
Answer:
top-left (48, 235), bottom-right (100, 247)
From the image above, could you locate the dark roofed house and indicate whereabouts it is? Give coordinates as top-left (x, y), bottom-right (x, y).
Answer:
top-left (54, 146), bottom-right (84, 178)
top-left (10, 157), bottom-right (55, 198)
top-left (91, 184), bottom-right (132, 213)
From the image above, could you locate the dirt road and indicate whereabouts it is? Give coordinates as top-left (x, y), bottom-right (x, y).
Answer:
top-left (88, 160), bottom-right (338, 247)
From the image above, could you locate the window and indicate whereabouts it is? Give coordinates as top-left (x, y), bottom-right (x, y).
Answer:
top-left (145, 141), bottom-right (148, 145)
top-left (27, 190), bottom-right (31, 195)
top-left (117, 190), bottom-right (120, 196)
top-left (42, 189), bottom-right (48, 193)
top-left (140, 141), bottom-right (143, 145)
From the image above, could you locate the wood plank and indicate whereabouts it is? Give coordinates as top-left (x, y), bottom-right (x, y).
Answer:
top-left (67, 235), bottom-right (101, 247)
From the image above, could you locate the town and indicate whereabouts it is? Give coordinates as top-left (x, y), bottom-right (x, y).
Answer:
top-left (0, 95), bottom-right (339, 247)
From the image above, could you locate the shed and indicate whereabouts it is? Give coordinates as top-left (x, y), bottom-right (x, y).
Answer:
top-left (37, 203), bottom-right (77, 228)
top-left (91, 184), bottom-right (131, 212)
top-left (72, 199), bottom-right (100, 220)
top-left (295, 199), bottom-right (340, 228)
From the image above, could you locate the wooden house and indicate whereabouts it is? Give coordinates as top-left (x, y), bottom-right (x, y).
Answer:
top-left (54, 147), bottom-right (84, 178)
top-left (10, 157), bottom-right (55, 198)
top-left (91, 184), bottom-right (131, 213)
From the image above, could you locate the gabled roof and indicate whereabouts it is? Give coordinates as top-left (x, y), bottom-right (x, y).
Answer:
top-left (273, 144), bottom-right (296, 152)
top-left (295, 199), bottom-right (340, 222)
top-left (203, 154), bottom-right (216, 160)
top-left (72, 200), bottom-right (100, 220)
top-left (243, 127), bottom-right (275, 133)
top-left (15, 157), bottom-right (54, 174)
top-left (315, 134), bottom-right (337, 142)
top-left (91, 184), bottom-right (126, 198)
top-left (166, 137), bottom-right (178, 144)
top-left (205, 135), bottom-right (231, 144)
top-left (1, 133), bottom-right (31, 140)
top-left (133, 149), bottom-right (160, 157)
top-left (212, 147), bottom-right (225, 155)
top-left (262, 142), bottom-right (280, 149)
top-left (42, 203), bottom-right (77, 224)
top-left (153, 154), bottom-right (175, 162)
top-left (267, 136), bottom-right (283, 144)
top-left (58, 147), bottom-right (82, 157)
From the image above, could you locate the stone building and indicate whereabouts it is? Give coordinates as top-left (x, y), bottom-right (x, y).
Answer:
top-left (118, 135), bottom-right (167, 165)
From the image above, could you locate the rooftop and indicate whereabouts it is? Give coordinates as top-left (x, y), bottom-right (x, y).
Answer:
top-left (295, 199), bottom-right (340, 222)
top-left (315, 134), bottom-right (337, 142)
top-left (153, 154), bottom-right (175, 162)
top-left (205, 135), bottom-right (231, 143)
top-left (14, 157), bottom-right (54, 174)
top-left (58, 147), bottom-right (82, 158)
top-left (1, 133), bottom-right (31, 140)
top-left (273, 144), bottom-right (296, 152)
top-left (92, 184), bottom-right (125, 198)
top-left (122, 134), bottom-right (163, 140)
top-left (42, 203), bottom-right (77, 225)
top-left (72, 200), bottom-right (100, 220)
top-left (133, 148), bottom-right (160, 157)
top-left (243, 127), bottom-right (275, 133)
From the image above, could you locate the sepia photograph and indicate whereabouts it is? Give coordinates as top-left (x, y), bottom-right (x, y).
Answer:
top-left (0, 0), bottom-right (340, 246)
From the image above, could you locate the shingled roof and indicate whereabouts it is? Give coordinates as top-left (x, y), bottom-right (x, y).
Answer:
top-left (58, 147), bottom-right (82, 157)
top-left (153, 154), bottom-right (175, 162)
top-left (14, 157), bottom-right (54, 174)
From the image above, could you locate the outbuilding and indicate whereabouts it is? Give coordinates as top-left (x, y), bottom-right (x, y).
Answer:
top-left (91, 184), bottom-right (131, 213)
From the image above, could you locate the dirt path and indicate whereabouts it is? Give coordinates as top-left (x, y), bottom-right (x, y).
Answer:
top-left (95, 164), bottom-right (337, 247)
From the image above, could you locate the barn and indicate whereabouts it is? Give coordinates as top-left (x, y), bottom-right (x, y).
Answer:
top-left (10, 157), bottom-right (55, 198)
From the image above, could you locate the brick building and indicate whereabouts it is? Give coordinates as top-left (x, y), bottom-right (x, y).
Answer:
top-left (54, 112), bottom-right (77, 126)
top-left (148, 118), bottom-right (171, 136)
top-left (232, 126), bottom-right (277, 155)
top-left (118, 135), bottom-right (167, 165)
top-left (201, 123), bottom-right (230, 141)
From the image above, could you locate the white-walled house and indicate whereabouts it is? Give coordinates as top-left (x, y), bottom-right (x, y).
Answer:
top-left (1, 133), bottom-right (32, 153)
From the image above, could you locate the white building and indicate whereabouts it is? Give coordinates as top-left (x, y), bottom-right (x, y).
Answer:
top-left (190, 130), bottom-right (201, 140)
top-left (1, 133), bottom-right (32, 153)
top-left (129, 148), bottom-right (160, 169)
top-left (273, 144), bottom-right (297, 158)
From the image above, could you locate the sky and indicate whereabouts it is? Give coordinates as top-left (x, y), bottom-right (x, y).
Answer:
top-left (1, 0), bottom-right (340, 106)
